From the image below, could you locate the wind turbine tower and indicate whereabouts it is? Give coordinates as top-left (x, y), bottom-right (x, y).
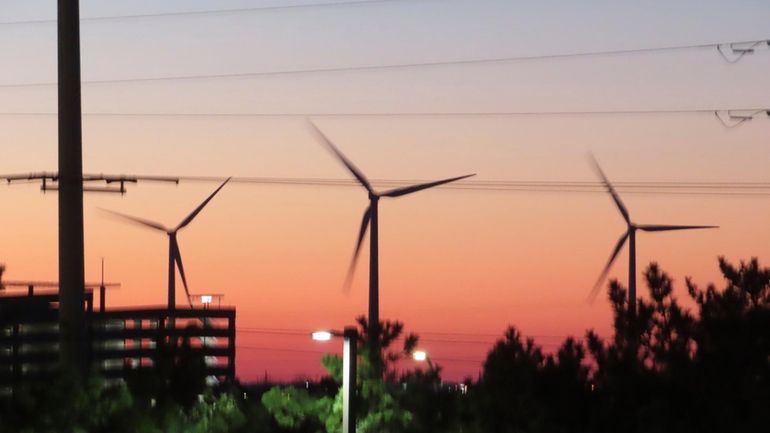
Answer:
top-left (310, 122), bottom-right (474, 340)
top-left (589, 155), bottom-right (717, 315)
top-left (103, 178), bottom-right (231, 310)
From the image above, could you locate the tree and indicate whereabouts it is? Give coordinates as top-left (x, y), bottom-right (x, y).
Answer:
top-left (474, 326), bottom-right (591, 433)
top-left (582, 258), bottom-right (770, 433)
top-left (684, 257), bottom-right (770, 432)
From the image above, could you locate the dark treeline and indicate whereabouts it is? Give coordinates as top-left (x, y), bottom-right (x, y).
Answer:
top-left (1, 257), bottom-right (769, 433)
top-left (475, 257), bottom-right (770, 433)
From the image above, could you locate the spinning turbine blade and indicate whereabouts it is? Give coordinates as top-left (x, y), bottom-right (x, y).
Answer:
top-left (589, 154), bottom-right (630, 224)
top-left (588, 231), bottom-right (629, 302)
top-left (176, 177), bottom-right (231, 231)
top-left (99, 208), bottom-right (168, 232)
top-left (308, 121), bottom-right (374, 194)
top-left (637, 224), bottom-right (719, 232)
top-left (380, 174), bottom-right (476, 198)
top-left (172, 238), bottom-right (192, 307)
top-left (344, 206), bottom-right (372, 292)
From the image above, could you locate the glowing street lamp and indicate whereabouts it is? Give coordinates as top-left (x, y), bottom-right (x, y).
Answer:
top-left (311, 331), bottom-right (333, 342)
top-left (312, 327), bottom-right (358, 433)
top-left (413, 349), bottom-right (435, 371)
top-left (189, 293), bottom-right (223, 309)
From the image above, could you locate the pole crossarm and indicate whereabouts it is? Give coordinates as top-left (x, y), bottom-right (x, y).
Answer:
top-left (2, 172), bottom-right (179, 194)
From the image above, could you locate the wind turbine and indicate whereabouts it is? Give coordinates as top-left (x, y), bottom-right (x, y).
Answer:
top-left (588, 156), bottom-right (717, 314)
top-left (309, 122), bottom-right (475, 338)
top-left (102, 178), bottom-right (231, 310)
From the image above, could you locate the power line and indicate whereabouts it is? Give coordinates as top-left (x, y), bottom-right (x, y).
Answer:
top-left (6, 174), bottom-right (770, 197)
top-left (237, 345), bottom-right (327, 355)
top-left (418, 330), bottom-right (570, 339)
top-left (157, 176), bottom-right (770, 188)
top-left (236, 331), bottom-right (549, 346)
top-left (0, 108), bottom-right (767, 119)
top-left (0, 0), bottom-right (413, 25)
top-left (232, 328), bottom-right (589, 362)
top-left (109, 176), bottom-right (770, 197)
top-left (236, 326), bottom-right (577, 341)
top-left (236, 345), bottom-right (485, 364)
top-left (0, 38), bottom-right (766, 88)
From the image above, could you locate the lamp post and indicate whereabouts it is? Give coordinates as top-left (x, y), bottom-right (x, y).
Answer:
top-left (312, 326), bottom-right (358, 433)
top-left (200, 295), bottom-right (212, 309)
top-left (413, 349), bottom-right (442, 392)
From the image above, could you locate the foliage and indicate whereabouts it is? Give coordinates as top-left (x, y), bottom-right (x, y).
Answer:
top-left (0, 377), bottom-right (246, 433)
top-left (467, 257), bottom-right (770, 433)
top-left (186, 393), bottom-right (246, 433)
top-left (473, 327), bottom-right (591, 433)
top-left (261, 386), bottom-right (333, 432)
top-left (262, 316), bottom-right (415, 433)
top-left (0, 375), bottom-right (133, 433)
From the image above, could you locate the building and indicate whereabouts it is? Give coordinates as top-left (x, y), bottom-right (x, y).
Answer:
top-left (0, 284), bottom-right (235, 393)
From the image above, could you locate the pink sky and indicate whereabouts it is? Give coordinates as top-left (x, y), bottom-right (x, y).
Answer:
top-left (0, 0), bottom-right (769, 381)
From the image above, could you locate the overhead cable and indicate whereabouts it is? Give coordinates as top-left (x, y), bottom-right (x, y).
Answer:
top-left (0, 38), bottom-right (767, 88)
top-left (236, 345), bottom-right (485, 364)
top-left (5, 174), bottom-right (770, 197)
top-left (0, 0), bottom-right (411, 25)
top-left (0, 108), bottom-right (767, 120)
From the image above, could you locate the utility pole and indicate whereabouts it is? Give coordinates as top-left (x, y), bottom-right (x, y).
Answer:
top-left (58, 0), bottom-right (87, 377)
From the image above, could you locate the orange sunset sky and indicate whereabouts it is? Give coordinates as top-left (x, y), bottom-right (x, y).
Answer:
top-left (1, 0), bottom-right (769, 381)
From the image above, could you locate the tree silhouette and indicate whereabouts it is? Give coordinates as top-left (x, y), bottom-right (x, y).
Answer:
top-left (684, 257), bottom-right (770, 432)
top-left (474, 326), bottom-right (591, 433)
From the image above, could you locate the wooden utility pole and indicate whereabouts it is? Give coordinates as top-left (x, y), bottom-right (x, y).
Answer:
top-left (58, 0), bottom-right (87, 376)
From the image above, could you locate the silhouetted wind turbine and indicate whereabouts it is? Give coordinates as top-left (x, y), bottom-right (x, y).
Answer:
top-left (102, 178), bottom-right (231, 310)
top-left (588, 156), bottom-right (717, 314)
top-left (309, 122), bottom-right (475, 339)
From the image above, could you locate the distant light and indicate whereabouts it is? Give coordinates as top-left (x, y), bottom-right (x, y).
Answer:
top-left (201, 295), bottom-right (213, 304)
top-left (312, 331), bottom-right (333, 342)
top-left (413, 350), bottom-right (427, 362)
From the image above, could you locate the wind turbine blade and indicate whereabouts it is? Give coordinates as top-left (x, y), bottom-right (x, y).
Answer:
top-left (308, 121), bottom-right (374, 194)
top-left (172, 238), bottom-right (192, 307)
top-left (588, 154), bottom-right (630, 224)
top-left (176, 177), bottom-right (231, 231)
top-left (588, 231), bottom-right (629, 303)
top-left (343, 206), bottom-right (372, 292)
top-left (380, 174), bottom-right (476, 198)
top-left (637, 224), bottom-right (719, 232)
top-left (99, 208), bottom-right (168, 232)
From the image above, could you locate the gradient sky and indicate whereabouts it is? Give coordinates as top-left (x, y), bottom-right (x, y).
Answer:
top-left (1, 0), bottom-right (769, 382)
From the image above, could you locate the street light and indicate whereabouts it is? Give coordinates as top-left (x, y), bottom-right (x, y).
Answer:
top-left (311, 331), bottom-right (333, 342)
top-left (413, 349), bottom-right (437, 373)
top-left (312, 326), bottom-right (358, 433)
